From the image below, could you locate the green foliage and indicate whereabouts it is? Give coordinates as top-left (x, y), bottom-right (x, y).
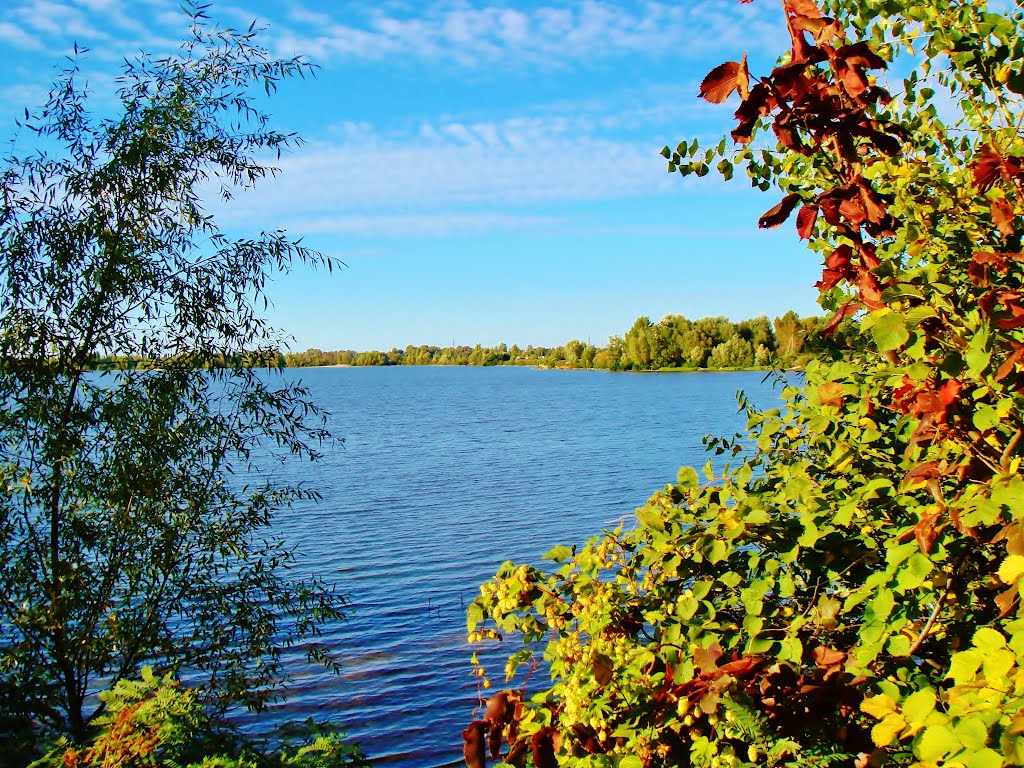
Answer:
top-left (282, 311), bottom-right (825, 371)
top-left (467, 1), bottom-right (1024, 766)
top-left (29, 669), bottom-right (368, 768)
top-left (0, 4), bottom-right (343, 747)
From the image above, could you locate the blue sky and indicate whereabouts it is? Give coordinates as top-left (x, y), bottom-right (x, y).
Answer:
top-left (0, 0), bottom-right (824, 351)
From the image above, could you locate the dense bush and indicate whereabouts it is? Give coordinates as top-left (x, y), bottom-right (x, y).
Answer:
top-left (466, 0), bottom-right (1024, 766)
top-left (30, 668), bottom-right (368, 768)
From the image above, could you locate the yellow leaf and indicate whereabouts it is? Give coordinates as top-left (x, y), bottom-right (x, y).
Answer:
top-left (862, 693), bottom-right (899, 720)
top-left (872, 714), bottom-right (907, 747)
top-left (999, 555), bottom-right (1024, 586)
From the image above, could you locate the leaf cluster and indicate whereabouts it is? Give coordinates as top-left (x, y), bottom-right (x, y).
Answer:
top-left (0, 2), bottom-right (344, 748)
top-left (29, 667), bottom-right (369, 768)
top-left (466, 1), bottom-right (1024, 766)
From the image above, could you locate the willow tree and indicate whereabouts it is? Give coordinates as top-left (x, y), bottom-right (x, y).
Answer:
top-left (467, 1), bottom-right (1024, 766)
top-left (0, 6), bottom-right (342, 746)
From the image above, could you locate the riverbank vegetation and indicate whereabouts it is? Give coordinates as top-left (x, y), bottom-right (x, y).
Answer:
top-left (0, 6), bottom-right (361, 766)
top-left (283, 311), bottom-right (859, 371)
top-left (468, 1), bottom-right (1024, 766)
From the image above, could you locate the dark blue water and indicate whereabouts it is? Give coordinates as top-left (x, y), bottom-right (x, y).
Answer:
top-left (243, 366), bottom-right (784, 765)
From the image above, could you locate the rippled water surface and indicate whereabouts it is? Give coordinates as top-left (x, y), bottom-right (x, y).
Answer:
top-left (245, 366), bottom-right (785, 766)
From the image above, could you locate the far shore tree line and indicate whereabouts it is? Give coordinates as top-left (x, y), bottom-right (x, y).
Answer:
top-left (283, 311), bottom-right (858, 371)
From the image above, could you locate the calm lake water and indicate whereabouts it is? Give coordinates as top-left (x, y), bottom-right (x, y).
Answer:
top-left (243, 366), bottom-right (787, 766)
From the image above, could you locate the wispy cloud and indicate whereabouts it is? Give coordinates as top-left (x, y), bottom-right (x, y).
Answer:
top-left (0, 20), bottom-right (44, 50)
top-left (270, 0), bottom-right (785, 69)
top-left (216, 113), bottom-right (685, 236)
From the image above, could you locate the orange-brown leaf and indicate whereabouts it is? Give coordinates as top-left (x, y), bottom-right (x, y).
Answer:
top-left (835, 41), bottom-right (886, 70)
top-left (699, 55), bottom-right (750, 103)
top-left (997, 348), bottom-right (1024, 381)
top-left (693, 642), bottom-right (724, 675)
top-left (902, 462), bottom-right (941, 489)
top-left (970, 251), bottom-right (1012, 286)
top-left (996, 585), bottom-right (1019, 617)
top-left (759, 193), bottom-right (801, 228)
top-left (859, 242), bottom-right (881, 270)
top-left (937, 378), bottom-right (961, 407)
top-left (974, 147), bottom-right (1004, 192)
top-left (531, 727), bottom-right (558, 768)
top-left (823, 300), bottom-right (861, 335)
top-left (489, 724), bottom-right (503, 760)
top-left (785, 0), bottom-right (823, 18)
top-left (993, 198), bottom-right (1016, 237)
top-left (463, 722), bottom-right (487, 768)
top-left (857, 269), bottom-right (885, 309)
top-left (818, 381), bottom-right (845, 407)
top-left (796, 204), bottom-right (818, 239)
top-left (812, 646), bottom-right (847, 668)
top-left (858, 184), bottom-right (887, 224)
top-left (593, 652), bottom-right (614, 686)
top-left (914, 508), bottom-right (942, 554)
top-left (835, 59), bottom-right (869, 99)
top-left (485, 691), bottom-right (513, 726)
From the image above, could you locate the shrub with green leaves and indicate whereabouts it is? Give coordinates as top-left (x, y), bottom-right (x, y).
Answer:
top-left (466, 1), bottom-right (1024, 766)
top-left (31, 668), bottom-right (368, 768)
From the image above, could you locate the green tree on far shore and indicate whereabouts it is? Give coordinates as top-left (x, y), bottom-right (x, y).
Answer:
top-left (0, 6), bottom-right (344, 753)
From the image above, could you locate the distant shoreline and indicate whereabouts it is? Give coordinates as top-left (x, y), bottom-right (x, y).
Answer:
top-left (294, 363), bottom-right (788, 373)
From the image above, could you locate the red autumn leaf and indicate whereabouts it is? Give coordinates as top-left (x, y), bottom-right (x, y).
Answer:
top-left (998, 293), bottom-right (1024, 329)
top-left (813, 17), bottom-right (844, 46)
top-left (970, 251), bottom-right (1012, 286)
top-left (838, 193), bottom-right (867, 225)
top-left (796, 204), bottom-right (819, 239)
top-left (593, 652), bottom-right (614, 686)
top-left (835, 41), bottom-right (886, 70)
top-left (859, 242), bottom-right (881, 269)
top-left (785, 0), bottom-right (823, 18)
top-left (827, 243), bottom-right (854, 270)
top-left (488, 724), bottom-right (503, 760)
top-left (485, 691), bottom-right (513, 726)
top-left (997, 347), bottom-right (1024, 381)
top-left (979, 290), bottom-right (998, 319)
top-left (776, 125), bottom-right (804, 152)
top-left (858, 184), bottom-right (887, 223)
top-left (463, 721), bottom-right (488, 768)
top-left (817, 268), bottom-right (845, 291)
top-left (835, 59), bottom-right (869, 99)
top-left (914, 507), bottom-right (942, 554)
top-left (824, 299), bottom-right (861, 335)
top-left (716, 656), bottom-right (767, 679)
top-left (693, 642), bottom-right (724, 675)
top-left (937, 378), bottom-right (961, 406)
top-left (974, 147), bottom-right (1004, 192)
top-left (785, 11), bottom-right (821, 64)
top-left (505, 740), bottom-right (528, 768)
top-left (812, 646), bottom-right (847, 667)
top-left (699, 54), bottom-right (750, 104)
top-left (902, 461), bottom-right (941, 489)
top-left (732, 82), bottom-right (775, 143)
top-left (818, 381), bottom-right (845, 406)
top-left (817, 189), bottom-right (849, 226)
top-left (996, 585), bottom-right (1019, 617)
top-left (992, 198), bottom-right (1016, 237)
top-left (759, 193), bottom-right (802, 228)
top-left (531, 727), bottom-right (558, 768)
top-left (857, 269), bottom-right (884, 309)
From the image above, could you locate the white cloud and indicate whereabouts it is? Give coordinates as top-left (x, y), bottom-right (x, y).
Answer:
top-left (0, 20), bottom-right (44, 49)
top-left (215, 113), bottom-right (683, 236)
top-left (273, 211), bottom-right (569, 237)
top-left (270, 0), bottom-right (786, 68)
